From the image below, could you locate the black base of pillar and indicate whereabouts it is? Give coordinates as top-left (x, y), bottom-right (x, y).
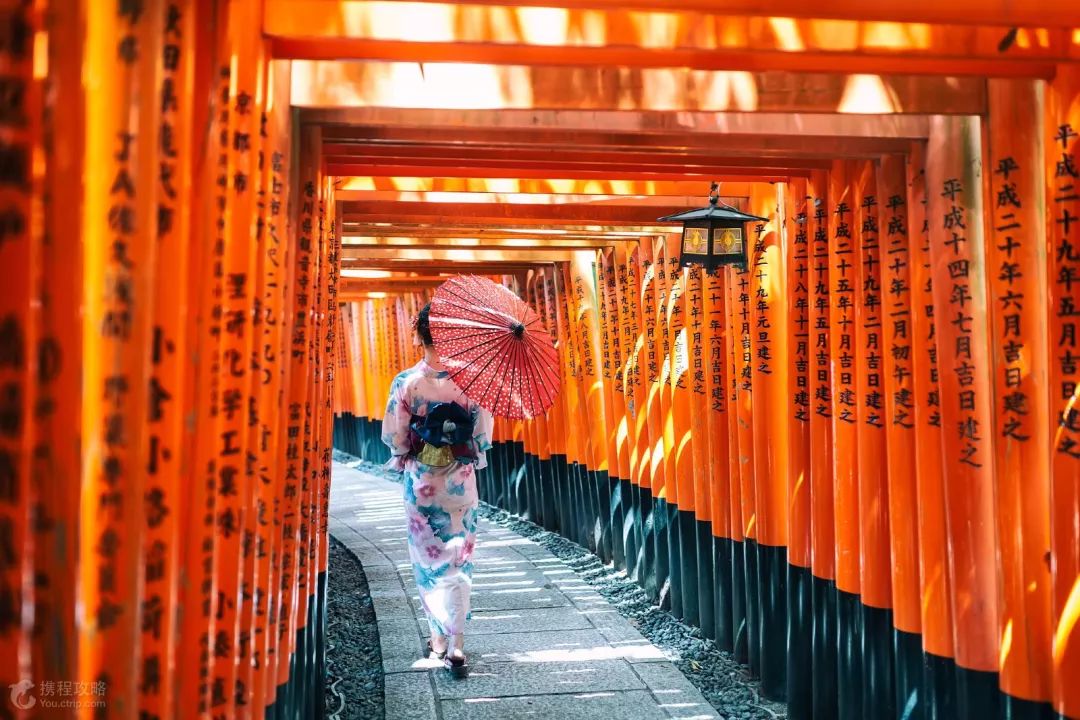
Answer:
top-left (745, 538), bottom-right (761, 677)
top-left (622, 479), bottom-right (641, 584)
top-left (837, 588), bottom-right (864, 720)
top-left (861, 604), bottom-right (897, 717)
top-left (811, 575), bottom-right (839, 720)
top-left (956, 665), bottom-right (999, 719)
top-left (714, 535), bottom-right (734, 652)
top-left (594, 469), bottom-right (613, 564)
top-left (654, 497), bottom-right (673, 612)
top-left (757, 543), bottom-right (787, 701)
top-left (894, 629), bottom-right (923, 720)
top-left (695, 520), bottom-right (715, 640)
top-left (731, 538), bottom-right (748, 664)
top-left (666, 501), bottom-right (682, 619)
top-left (640, 490), bottom-right (658, 601)
top-left (610, 474), bottom-right (626, 571)
top-left (786, 563), bottom-right (813, 718)
top-left (677, 508), bottom-right (699, 627)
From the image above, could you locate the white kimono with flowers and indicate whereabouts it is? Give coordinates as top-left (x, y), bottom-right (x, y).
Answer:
top-left (382, 360), bottom-right (494, 638)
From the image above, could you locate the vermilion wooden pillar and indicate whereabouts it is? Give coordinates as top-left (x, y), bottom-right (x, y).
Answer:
top-left (702, 265), bottom-right (734, 651)
top-left (726, 252), bottom-right (756, 671)
top-left (1045, 63), bottom-right (1080, 720)
top-left (749, 181), bottom-right (789, 700)
top-left (905, 141), bottom-right (957, 720)
top-left (925, 114), bottom-right (1001, 718)
top-left (140, 0), bottom-right (198, 715)
top-left (685, 264), bottom-right (715, 640)
top-left (828, 159), bottom-right (863, 720)
top-left (37, 0), bottom-right (84, 703)
top-left (807, 168), bottom-right (839, 720)
top-left (877, 152), bottom-right (923, 718)
top-left (0, 0), bottom-right (39, 706)
top-left (785, 177), bottom-right (814, 718)
top-left (986, 77), bottom-right (1054, 716)
top-left (621, 245), bottom-right (648, 586)
top-left (657, 236), bottom-right (682, 620)
top-left (852, 159), bottom-right (896, 716)
top-left (641, 241), bottom-right (668, 605)
top-left (79, 2), bottom-right (163, 716)
top-left (668, 236), bottom-right (699, 627)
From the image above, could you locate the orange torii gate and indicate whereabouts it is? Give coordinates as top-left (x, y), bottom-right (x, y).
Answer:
top-left (2, 1), bottom-right (1080, 719)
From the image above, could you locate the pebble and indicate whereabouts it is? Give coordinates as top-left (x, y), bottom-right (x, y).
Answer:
top-left (324, 536), bottom-right (384, 720)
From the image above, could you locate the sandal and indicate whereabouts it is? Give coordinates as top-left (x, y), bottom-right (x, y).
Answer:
top-left (426, 640), bottom-right (447, 659)
top-left (444, 653), bottom-right (468, 679)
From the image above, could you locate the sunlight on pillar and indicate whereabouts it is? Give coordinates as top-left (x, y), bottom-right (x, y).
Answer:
top-left (516, 7), bottom-right (570, 45)
top-left (1000, 618), bottom-right (1015, 669)
top-left (631, 10), bottom-right (680, 49)
top-left (696, 71), bottom-right (760, 112)
top-left (837, 74), bottom-right (900, 113)
top-left (340, 269), bottom-right (393, 279)
top-left (292, 61), bottom-right (534, 110)
top-left (768, 18), bottom-right (805, 51)
top-left (354, 2), bottom-right (456, 41)
top-left (862, 21), bottom-right (930, 50)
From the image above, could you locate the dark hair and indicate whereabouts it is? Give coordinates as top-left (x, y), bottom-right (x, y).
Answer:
top-left (416, 303), bottom-right (434, 347)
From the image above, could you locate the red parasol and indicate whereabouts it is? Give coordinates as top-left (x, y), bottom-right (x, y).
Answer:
top-left (429, 275), bottom-right (561, 419)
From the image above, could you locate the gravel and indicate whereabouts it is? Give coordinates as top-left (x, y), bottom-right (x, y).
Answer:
top-left (331, 451), bottom-right (786, 720)
top-left (324, 534), bottom-right (384, 720)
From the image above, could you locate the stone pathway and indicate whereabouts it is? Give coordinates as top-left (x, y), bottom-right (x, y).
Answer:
top-left (328, 462), bottom-right (721, 720)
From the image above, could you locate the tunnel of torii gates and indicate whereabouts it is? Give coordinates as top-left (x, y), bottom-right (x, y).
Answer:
top-left (7, 1), bottom-right (1080, 720)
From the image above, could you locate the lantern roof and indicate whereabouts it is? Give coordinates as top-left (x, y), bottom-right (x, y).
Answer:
top-left (658, 198), bottom-right (768, 224)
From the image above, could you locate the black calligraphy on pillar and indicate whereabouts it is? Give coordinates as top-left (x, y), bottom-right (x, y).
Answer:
top-left (992, 155), bottom-right (1031, 443)
top-left (643, 260), bottom-right (657, 386)
top-left (885, 193), bottom-right (914, 429)
top-left (833, 200), bottom-right (856, 424)
top-left (1052, 124), bottom-right (1080, 458)
top-left (598, 262), bottom-right (613, 383)
top-left (752, 223), bottom-right (773, 378)
top-left (941, 178), bottom-right (982, 467)
top-left (706, 270), bottom-right (725, 415)
top-left (811, 200), bottom-right (831, 419)
top-left (792, 208), bottom-right (810, 422)
top-left (610, 261), bottom-right (625, 397)
top-left (736, 269), bottom-right (752, 392)
top-left (668, 255), bottom-right (686, 390)
top-left (623, 256), bottom-right (642, 419)
top-left (573, 275), bottom-right (596, 379)
top-left (860, 194), bottom-right (884, 428)
top-left (688, 268), bottom-right (705, 397)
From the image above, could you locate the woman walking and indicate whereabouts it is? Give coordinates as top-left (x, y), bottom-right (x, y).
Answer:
top-left (381, 303), bottom-right (494, 677)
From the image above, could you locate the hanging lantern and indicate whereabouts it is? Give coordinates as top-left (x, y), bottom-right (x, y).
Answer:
top-left (659, 182), bottom-right (768, 273)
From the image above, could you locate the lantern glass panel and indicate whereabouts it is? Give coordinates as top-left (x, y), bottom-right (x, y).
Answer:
top-left (683, 226), bottom-right (708, 254)
top-left (712, 225), bottom-right (743, 255)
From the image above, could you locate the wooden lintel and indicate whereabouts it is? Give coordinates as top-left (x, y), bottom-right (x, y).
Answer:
top-left (277, 37), bottom-right (1055, 79)
top-left (325, 163), bottom-right (798, 182)
top-left (341, 236), bottom-right (617, 250)
top-left (341, 246), bottom-right (599, 262)
top-left (341, 200), bottom-right (698, 225)
top-left (292, 63), bottom-right (984, 116)
top-left (266, 0), bottom-right (1080, 29)
top-left (319, 125), bottom-right (916, 160)
top-left (340, 258), bottom-right (560, 273)
top-left (322, 144), bottom-right (834, 170)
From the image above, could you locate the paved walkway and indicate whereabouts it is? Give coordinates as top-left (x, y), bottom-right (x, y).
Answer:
top-left (328, 462), bottom-right (721, 720)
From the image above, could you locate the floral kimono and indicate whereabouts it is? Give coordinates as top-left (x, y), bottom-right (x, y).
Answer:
top-left (382, 359), bottom-right (494, 640)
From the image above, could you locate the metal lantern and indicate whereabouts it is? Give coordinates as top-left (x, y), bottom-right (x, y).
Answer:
top-left (659, 183), bottom-right (768, 272)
